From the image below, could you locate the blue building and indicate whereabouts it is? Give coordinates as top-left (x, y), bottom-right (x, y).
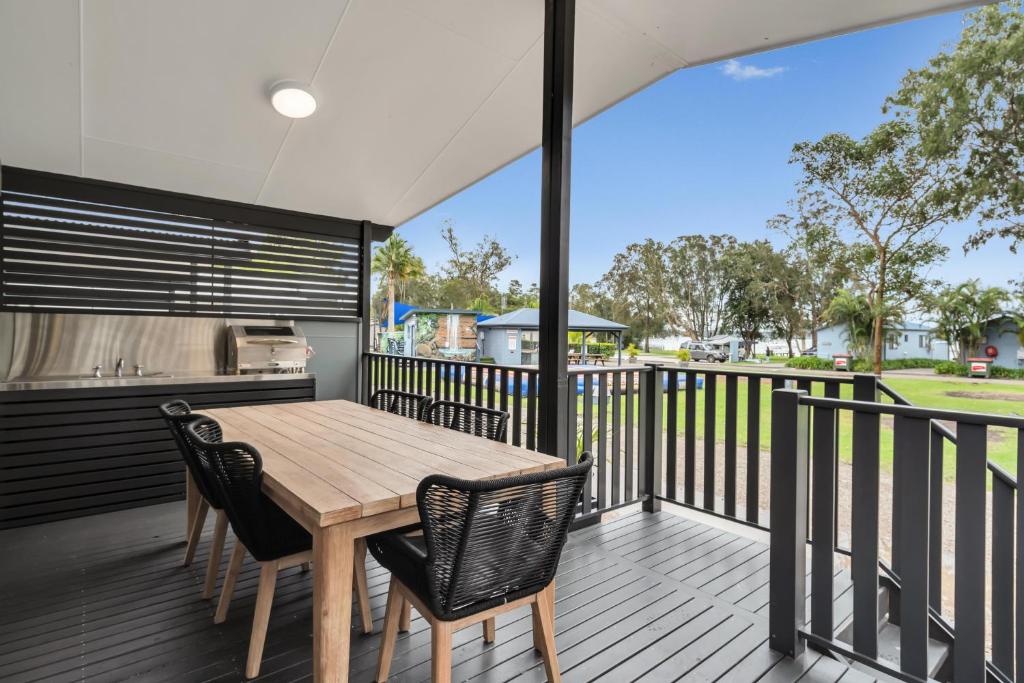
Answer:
top-left (980, 317), bottom-right (1023, 369)
top-left (477, 308), bottom-right (627, 366)
top-left (815, 321), bottom-right (949, 362)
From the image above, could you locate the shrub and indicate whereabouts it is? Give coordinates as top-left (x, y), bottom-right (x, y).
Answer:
top-left (934, 361), bottom-right (969, 376)
top-left (625, 343), bottom-right (639, 360)
top-left (586, 341), bottom-right (617, 358)
top-left (784, 356), bottom-right (834, 370)
top-left (851, 358), bottom-right (944, 372)
top-left (991, 366), bottom-right (1024, 379)
top-left (676, 348), bottom-right (691, 362)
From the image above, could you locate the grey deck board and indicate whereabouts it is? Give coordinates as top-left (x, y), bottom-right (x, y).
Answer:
top-left (0, 503), bottom-right (870, 682)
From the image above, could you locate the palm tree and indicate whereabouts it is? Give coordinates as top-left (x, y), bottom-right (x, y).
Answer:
top-left (929, 280), bottom-right (1008, 360)
top-left (824, 290), bottom-right (876, 361)
top-left (371, 235), bottom-right (426, 332)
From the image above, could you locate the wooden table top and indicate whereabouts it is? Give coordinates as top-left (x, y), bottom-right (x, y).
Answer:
top-left (205, 400), bottom-right (564, 530)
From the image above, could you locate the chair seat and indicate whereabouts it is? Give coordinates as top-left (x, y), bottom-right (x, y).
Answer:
top-left (369, 518), bottom-right (552, 622)
top-left (248, 502), bottom-right (312, 561)
top-left (367, 525), bottom-right (432, 606)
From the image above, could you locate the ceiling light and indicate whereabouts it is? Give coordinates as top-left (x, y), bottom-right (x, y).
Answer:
top-left (270, 82), bottom-right (317, 119)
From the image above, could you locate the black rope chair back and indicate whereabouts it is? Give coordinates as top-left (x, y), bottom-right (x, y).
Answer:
top-left (185, 417), bottom-right (309, 561)
top-left (417, 453), bottom-right (592, 620)
top-left (422, 400), bottom-right (509, 442)
top-left (370, 389), bottom-right (433, 421)
top-left (159, 400), bottom-right (222, 506)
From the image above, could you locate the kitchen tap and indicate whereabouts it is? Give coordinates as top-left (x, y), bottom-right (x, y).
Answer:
top-left (115, 358), bottom-right (125, 377)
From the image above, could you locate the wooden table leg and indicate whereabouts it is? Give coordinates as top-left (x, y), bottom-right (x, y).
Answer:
top-left (313, 523), bottom-right (354, 683)
top-left (185, 467), bottom-right (199, 538)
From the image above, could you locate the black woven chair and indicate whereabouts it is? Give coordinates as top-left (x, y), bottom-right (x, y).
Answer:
top-left (421, 399), bottom-right (509, 442)
top-left (370, 388), bottom-right (433, 420)
top-left (184, 417), bottom-right (372, 678)
top-left (158, 400), bottom-right (232, 600)
top-left (369, 453), bottom-right (593, 683)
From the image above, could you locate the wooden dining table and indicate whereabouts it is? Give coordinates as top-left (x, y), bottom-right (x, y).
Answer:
top-left (196, 398), bottom-right (564, 683)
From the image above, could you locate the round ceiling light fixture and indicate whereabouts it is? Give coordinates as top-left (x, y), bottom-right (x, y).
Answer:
top-left (269, 81), bottom-right (317, 119)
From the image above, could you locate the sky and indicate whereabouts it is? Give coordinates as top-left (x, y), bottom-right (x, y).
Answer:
top-left (396, 8), bottom-right (1019, 293)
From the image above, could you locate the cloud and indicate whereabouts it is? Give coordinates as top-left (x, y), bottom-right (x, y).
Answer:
top-left (721, 59), bottom-right (786, 81)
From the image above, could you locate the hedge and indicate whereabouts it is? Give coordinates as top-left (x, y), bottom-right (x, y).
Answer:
top-left (933, 362), bottom-right (1024, 379)
top-left (784, 357), bottom-right (946, 372)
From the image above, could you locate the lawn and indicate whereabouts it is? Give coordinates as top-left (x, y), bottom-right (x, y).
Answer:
top-left (382, 366), bottom-right (1024, 478)
top-left (655, 374), bottom-right (1024, 479)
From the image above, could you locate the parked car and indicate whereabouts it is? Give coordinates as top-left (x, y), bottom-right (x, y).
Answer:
top-left (679, 341), bottom-right (727, 362)
top-left (801, 347), bottom-right (817, 356)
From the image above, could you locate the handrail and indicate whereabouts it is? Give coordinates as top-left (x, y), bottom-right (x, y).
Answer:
top-left (799, 394), bottom-right (1024, 429)
top-left (652, 361), bottom-right (858, 383)
top-left (879, 378), bottom-right (1017, 488)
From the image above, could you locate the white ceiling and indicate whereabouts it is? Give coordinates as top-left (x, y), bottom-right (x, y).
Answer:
top-left (0, 0), bottom-right (983, 227)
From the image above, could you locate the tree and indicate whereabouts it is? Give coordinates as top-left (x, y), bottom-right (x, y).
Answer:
top-left (570, 283), bottom-right (615, 321)
top-left (371, 234), bottom-right (425, 331)
top-left (789, 120), bottom-right (962, 373)
top-left (886, 1), bottom-right (1024, 251)
top-left (666, 234), bottom-right (736, 339)
top-left (926, 280), bottom-right (1009, 360)
top-left (722, 240), bottom-right (787, 355)
top-left (769, 208), bottom-right (850, 348)
top-left (439, 219), bottom-right (514, 305)
top-left (601, 239), bottom-right (674, 351)
top-left (824, 290), bottom-right (878, 359)
top-left (504, 280), bottom-right (540, 310)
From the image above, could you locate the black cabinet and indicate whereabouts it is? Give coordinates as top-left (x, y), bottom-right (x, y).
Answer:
top-left (0, 378), bottom-right (315, 529)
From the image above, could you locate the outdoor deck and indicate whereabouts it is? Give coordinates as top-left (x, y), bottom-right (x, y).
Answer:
top-left (0, 503), bottom-right (871, 683)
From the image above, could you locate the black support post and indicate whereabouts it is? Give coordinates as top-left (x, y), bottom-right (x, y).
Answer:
top-left (359, 220), bottom-right (373, 405)
top-left (537, 0), bottom-right (575, 461)
top-left (769, 388), bottom-right (808, 658)
top-left (639, 365), bottom-right (663, 513)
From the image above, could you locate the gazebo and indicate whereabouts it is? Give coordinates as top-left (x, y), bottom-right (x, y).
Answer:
top-left (477, 307), bottom-right (627, 366)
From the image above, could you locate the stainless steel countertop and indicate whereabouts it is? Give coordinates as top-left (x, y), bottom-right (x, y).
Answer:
top-left (0, 372), bottom-right (316, 392)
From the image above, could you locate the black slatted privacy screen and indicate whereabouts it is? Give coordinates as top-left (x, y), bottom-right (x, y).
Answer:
top-left (1, 169), bottom-right (364, 320)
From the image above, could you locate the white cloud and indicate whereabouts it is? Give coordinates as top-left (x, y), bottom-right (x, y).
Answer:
top-left (721, 59), bottom-right (786, 81)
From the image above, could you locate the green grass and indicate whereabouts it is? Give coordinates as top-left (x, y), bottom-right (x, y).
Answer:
top-left (379, 366), bottom-right (1024, 478)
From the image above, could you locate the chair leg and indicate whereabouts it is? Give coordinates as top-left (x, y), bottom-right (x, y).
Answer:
top-left (431, 620), bottom-right (453, 683)
top-left (532, 577), bottom-right (555, 651)
top-left (532, 584), bottom-right (561, 683)
top-left (214, 541), bottom-right (246, 624)
top-left (354, 538), bottom-right (373, 634)
top-left (201, 510), bottom-right (229, 599)
top-left (399, 599), bottom-right (412, 632)
top-left (183, 499), bottom-right (210, 567)
top-left (482, 617), bottom-right (495, 643)
top-left (376, 579), bottom-right (402, 683)
top-left (245, 561), bottom-right (279, 679)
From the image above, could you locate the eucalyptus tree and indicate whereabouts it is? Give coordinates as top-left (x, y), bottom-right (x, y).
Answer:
top-left (666, 234), bottom-right (736, 339)
top-left (887, 1), bottom-right (1024, 252)
top-left (602, 239), bottom-right (674, 351)
top-left (788, 120), bottom-right (964, 373)
top-left (721, 240), bottom-right (787, 355)
top-left (769, 207), bottom-right (850, 347)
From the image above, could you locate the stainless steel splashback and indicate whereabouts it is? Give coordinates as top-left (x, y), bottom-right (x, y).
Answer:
top-left (3, 313), bottom-right (296, 380)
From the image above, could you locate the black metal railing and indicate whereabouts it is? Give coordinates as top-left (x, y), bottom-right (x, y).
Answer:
top-left (652, 364), bottom-right (858, 527)
top-left (364, 353), bottom-right (651, 522)
top-left (770, 388), bottom-right (1024, 682)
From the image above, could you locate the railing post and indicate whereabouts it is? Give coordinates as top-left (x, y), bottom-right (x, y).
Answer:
top-left (851, 373), bottom-right (881, 657)
top-left (639, 364), bottom-right (663, 513)
top-left (769, 388), bottom-right (808, 658)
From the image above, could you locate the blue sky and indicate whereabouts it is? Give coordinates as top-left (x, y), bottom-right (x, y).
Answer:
top-left (397, 9), bottom-right (1017, 291)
